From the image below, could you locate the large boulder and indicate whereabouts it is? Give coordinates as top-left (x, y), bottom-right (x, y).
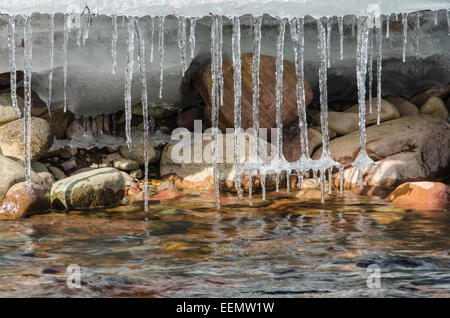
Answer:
top-left (387, 182), bottom-right (449, 210)
top-left (344, 98), bottom-right (400, 125)
top-left (194, 53), bottom-right (313, 131)
top-left (283, 128), bottom-right (322, 161)
top-left (0, 156), bottom-right (42, 201)
top-left (50, 167), bottom-right (125, 209)
top-left (160, 131), bottom-right (281, 192)
top-left (384, 96), bottom-right (419, 117)
top-left (419, 96), bottom-right (448, 119)
top-left (0, 182), bottom-right (50, 219)
top-left (0, 117), bottom-right (53, 162)
top-left (311, 111), bottom-right (359, 136)
top-left (312, 115), bottom-right (450, 194)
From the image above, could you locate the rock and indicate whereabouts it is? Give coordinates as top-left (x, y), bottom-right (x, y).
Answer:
top-left (47, 166), bottom-right (67, 181)
top-left (292, 189), bottom-right (331, 201)
top-left (66, 120), bottom-right (86, 140)
top-left (119, 130), bottom-right (160, 165)
top-left (0, 182), bottom-right (50, 219)
top-left (60, 159), bottom-right (77, 172)
top-left (120, 171), bottom-right (135, 187)
top-left (31, 161), bottom-right (49, 173)
top-left (16, 87), bottom-right (49, 117)
top-left (387, 182), bottom-right (449, 210)
top-left (149, 190), bottom-right (185, 201)
top-left (419, 96), bottom-right (448, 119)
top-left (39, 107), bottom-right (72, 139)
top-left (384, 96), bottom-right (419, 117)
top-left (70, 167), bottom-right (96, 176)
top-left (0, 117), bottom-right (53, 162)
top-left (311, 125), bottom-right (337, 140)
top-left (113, 158), bottom-right (139, 171)
top-left (311, 111), bottom-right (359, 136)
top-left (0, 93), bottom-right (24, 126)
top-left (409, 84), bottom-right (450, 106)
top-left (312, 115), bottom-right (450, 194)
top-left (59, 146), bottom-right (77, 159)
top-left (177, 107), bottom-right (204, 131)
top-left (50, 167), bottom-right (125, 210)
top-left (37, 172), bottom-right (55, 190)
top-left (194, 53), bottom-right (313, 131)
top-left (105, 152), bottom-right (123, 162)
top-left (283, 128), bottom-right (322, 161)
top-left (130, 169), bottom-right (142, 179)
top-left (0, 156), bottom-right (42, 201)
top-left (344, 98), bottom-right (400, 125)
top-left (0, 71), bottom-right (23, 90)
top-left (160, 131), bottom-right (281, 192)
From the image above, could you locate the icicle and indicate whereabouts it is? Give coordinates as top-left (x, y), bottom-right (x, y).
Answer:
top-left (178, 16), bottom-right (187, 74)
top-left (352, 16), bottom-right (376, 189)
top-left (447, 9), bottom-right (450, 35)
top-left (328, 167), bottom-right (332, 195)
top-left (232, 16), bottom-right (242, 199)
top-left (124, 17), bottom-right (135, 151)
top-left (189, 17), bottom-right (197, 59)
top-left (150, 16), bottom-right (155, 63)
top-left (338, 16), bottom-right (344, 60)
top-left (402, 13), bottom-right (408, 63)
top-left (261, 173), bottom-right (266, 200)
top-left (210, 16), bottom-right (221, 209)
top-left (135, 20), bottom-right (151, 212)
top-left (376, 21), bottom-right (383, 126)
top-left (289, 17), bottom-right (309, 159)
top-left (313, 169), bottom-right (318, 187)
top-left (63, 14), bottom-right (69, 113)
top-left (252, 16), bottom-right (262, 159)
top-left (218, 16), bottom-right (224, 107)
top-left (82, 10), bottom-right (91, 45)
top-left (47, 13), bottom-right (54, 115)
top-left (7, 15), bottom-right (21, 118)
top-left (339, 167), bottom-right (344, 197)
top-left (111, 14), bottom-right (118, 74)
top-left (158, 16), bottom-right (165, 99)
top-left (415, 11), bottom-right (420, 58)
top-left (367, 25), bottom-right (374, 113)
top-left (286, 171), bottom-right (291, 193)
top-left (275, 18), bottom-right (286, 160)
top-left (325, 17), bottom-right (332, 68)
top-left (386, 14), bottom-right (390, 38)
top-left (83, 115), bottom-right (89, 136)
top-left (434, 10), bottom-right (438, 26)
top-left (351, 16), bottom-right (356, 37)
top-left (23, 16), bottom-right (33, 188)
top-left (298, 171), bottom-right (303, 189)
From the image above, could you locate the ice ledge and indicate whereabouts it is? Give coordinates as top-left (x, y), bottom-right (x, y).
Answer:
top-left (0, 0), bottom-right (448, 18)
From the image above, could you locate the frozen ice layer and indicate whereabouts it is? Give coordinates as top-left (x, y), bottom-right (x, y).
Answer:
top-left (0, 0), bottom-right (449, 18)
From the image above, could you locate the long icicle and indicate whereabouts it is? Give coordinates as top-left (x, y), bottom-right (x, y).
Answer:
top-left (150, 16), bottom-right (155, 63)
top-left (7, 15), bottom-right (21, 117)
top-left (47, 13), bottom-right (54, 115)
top-left (189, 17), bottom-right (197, 59)
top-left (415, 11), bottom-right (420, 58)
top-left (218, 16), bottom-right (224, 106)
top-left (211, 16), bottom-right (220, 209)
top-left (386, 13), bottom-right (390, 38)
top-left (63, 14), bottom-right (69, 113)
top-left (232, 16), bottom-right (242, 199)
top-left (178, 16), bottom-right (187, 74)
top-left (275, 18), bottom-right (286, 191)
top-left (326, 17), bottom-right (332, 68)
top-left (376, 17), bottom-right (383, 125)
top-left (23, 16), bottom-right (33, 188)
top-left (111, 14), bottom-right (118, 74)
top-left (158, 16), bottom-right (165, 99)
top-left (124, 17), bottom-right (135, 151)
top-left (338, 16), bottom-right (344, 60)
top-left (135, 19), bottom-right (151, 212)
top-left (367, 24), bottom-right (374, 113)
top-left (402, 13), bottom-right (408, 63)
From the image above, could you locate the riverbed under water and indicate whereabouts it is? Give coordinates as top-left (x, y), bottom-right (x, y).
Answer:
top-left (0, 191), bottom-right (448, 297)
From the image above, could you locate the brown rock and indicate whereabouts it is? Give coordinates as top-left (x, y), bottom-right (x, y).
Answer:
top-left (0, 71), bottom-right (23, 90)
top-left (409, 85), bottom-right (450, 106)
top-left (177, 107), bottom-right (204, 131)
top-left (0, 182), bottom-right (50, 219)
top-left (194, 53), bottom-right (313, 130)
top-left (293, 189), bottom-right (331, 201)
top-left (384, 96), bottom-right (419, 117)
top-left (40, 107), bottom-right (72, 139)
top-left (344, 98), bottom-right (400, 125)
top-left (16, 87), bottom-right (49, 117)
top-left (283, 128), bottom-right (322, 161)
top-left (419, 96), bottom-right (448, 119)
top-left (387, 182), bottom-right (449, 210)
top-left (311, 111), bottom-right (359, 136)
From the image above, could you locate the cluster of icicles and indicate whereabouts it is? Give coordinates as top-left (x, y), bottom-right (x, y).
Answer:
top-left (4, 10), bottom-right (450, 210)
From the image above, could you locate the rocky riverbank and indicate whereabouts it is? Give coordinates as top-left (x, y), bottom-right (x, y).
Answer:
top-left (0, 57), bottom-right (449, 219)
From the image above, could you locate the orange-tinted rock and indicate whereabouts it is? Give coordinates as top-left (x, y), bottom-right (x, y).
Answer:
top-left (194, 53), bottom-right (313, 131)
top-left (177, 107), bottom-right (204, 131)
top-left (387, 182), bottom-right (449, 210)
top-left (149, 190), bottom-right (185, 201)
top-left (283, 128), bottom-right (322, 161)
top-left (409, 85), bottom-right (450, 107)
top-left (0, 182), bottom-right (50, 219)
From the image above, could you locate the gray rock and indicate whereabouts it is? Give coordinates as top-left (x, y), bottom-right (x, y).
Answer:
top-left (31, 161), bottom-right (49, 173)
top-left (0, 93), bottom-right (24, 126)
top-left (47, 166), bottom-right (67, 181)
top-left (119, 130), bottom-right (160, 165)
top-left (113, 158), bottom-right (139, 171)
top-left (60, 159), bottom-right (77, 171)
top-left (50, 167), bottom-right (125, 210)
top-left (130, 169), bottom-right (143, 179)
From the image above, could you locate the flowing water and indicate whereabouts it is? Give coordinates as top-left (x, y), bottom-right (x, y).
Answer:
top-left (0, 192), bottom-right (448, 297)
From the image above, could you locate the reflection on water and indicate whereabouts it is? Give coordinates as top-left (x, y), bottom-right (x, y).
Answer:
top-left (0, 191), bottom-right (448, 297)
